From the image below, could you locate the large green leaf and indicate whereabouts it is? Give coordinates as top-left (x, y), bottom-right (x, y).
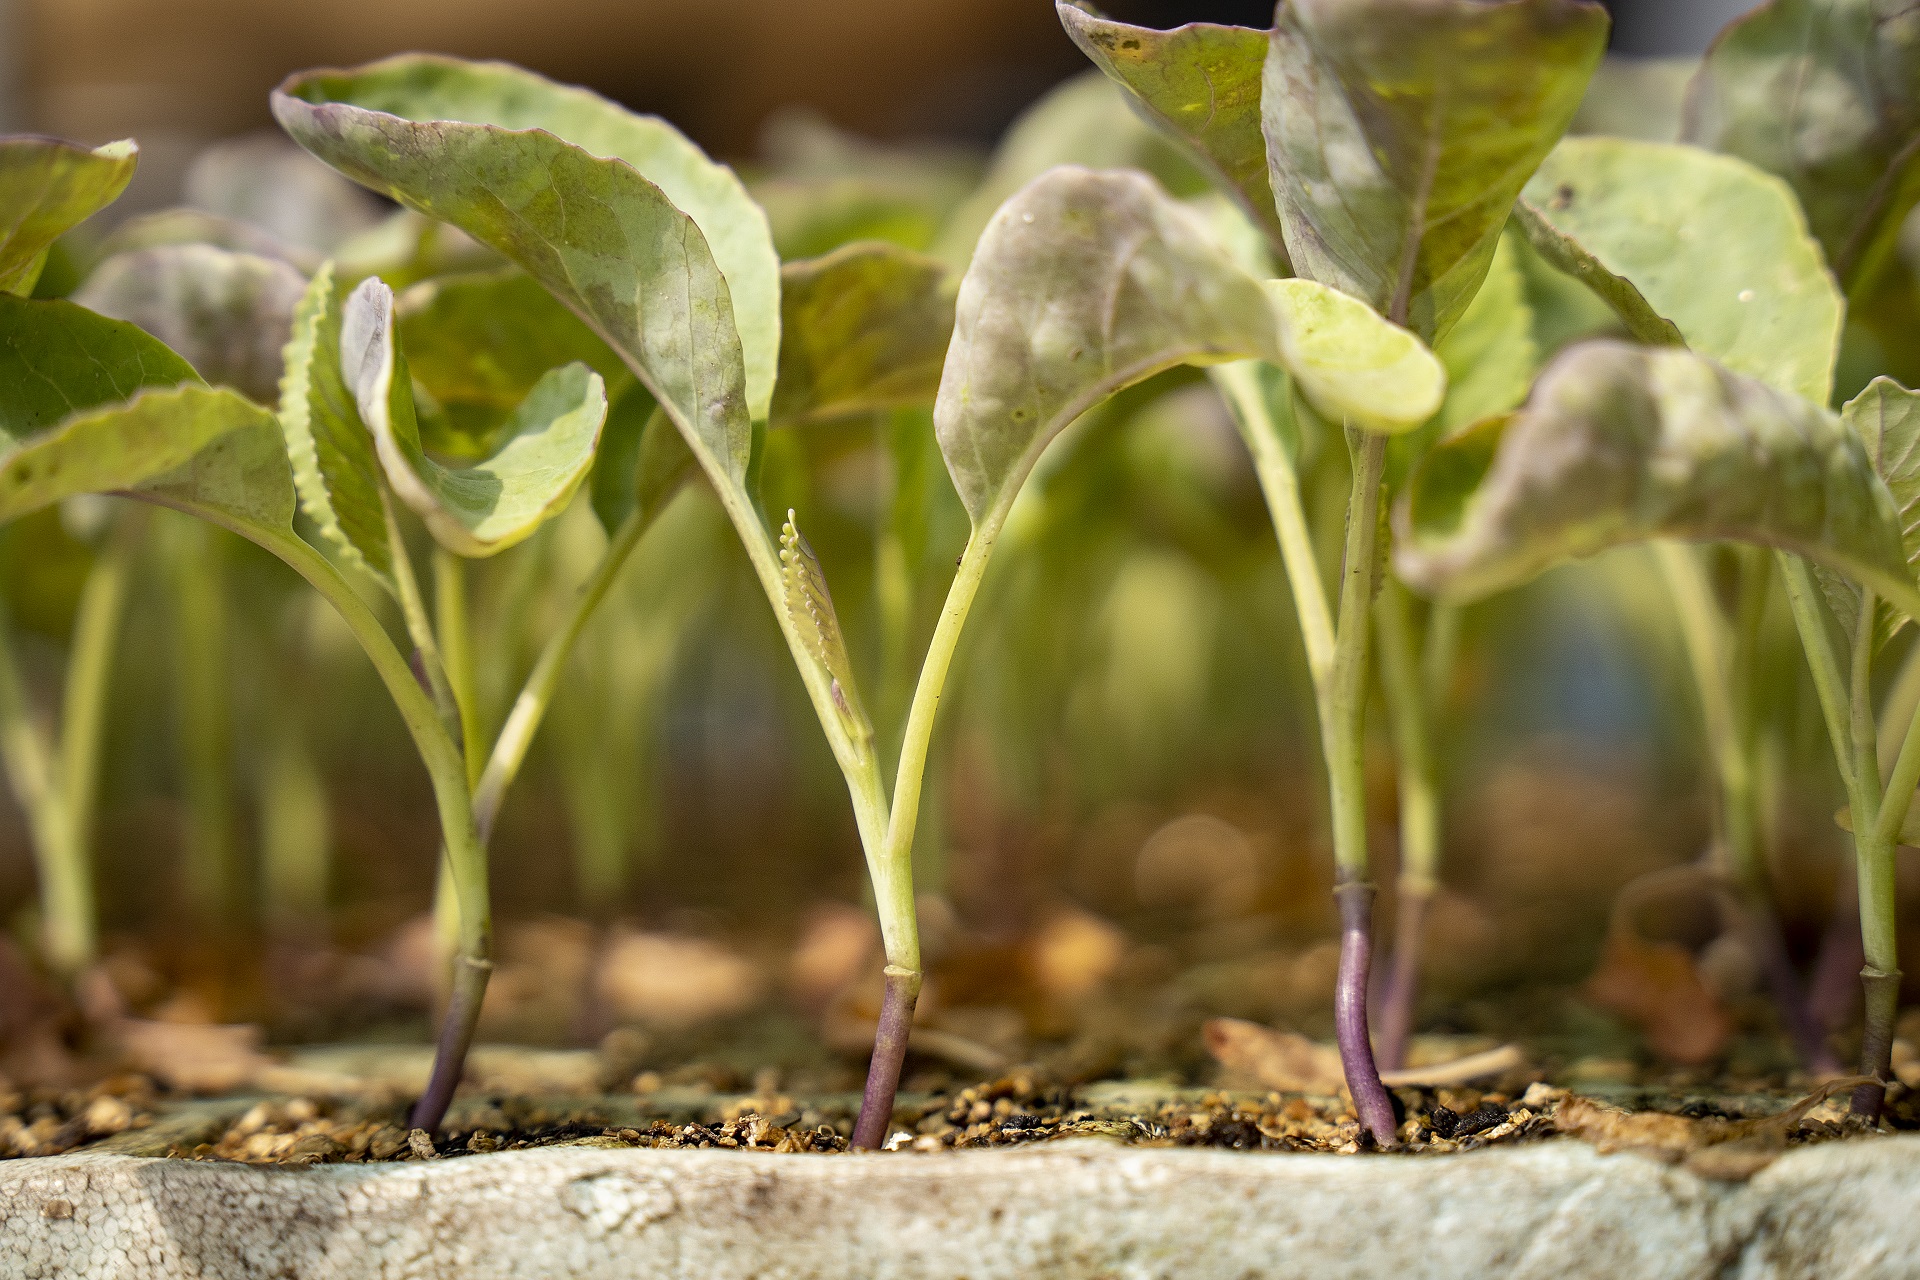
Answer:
top-left (1683, 0), bottom-right (1920, 294)
top-left (0, 293), bottom-right (199, 446)
top-left (273, 60), bottom-right (757, 521)
top-left (1394, 341), bottom-right (1918, 617)
top-left (935, 167), bottom-right (1281, 527)
top-left (74, 245), bottom-right (309, 405)
top-left (277, 262), bottom-right (395, 584)
top-left (0, 138), bottom-right (138, 296)
top-left (1262, 0), bottom-right (1608, 340)
top-left (1517, 137), bottom-right (1844, 405)
top-left (0, 385), bottom-right (284, 527)
top-left (1819, 376), bottom-right (1920, 641)
top-left (273, 56), bottom-right (779, 424)
top-left (1057, 1), bottom-right (1287, 262)
top-left (770, 243), bottom-right (954, 426)
top-left (396, 268), bottom-right (628, 457)
top-left (1264, 279), bottom-right (1446, 435)
top-left (341, 277), bottom-right (606, 557)
top-left (933, 71), bottom-right (1209, 269)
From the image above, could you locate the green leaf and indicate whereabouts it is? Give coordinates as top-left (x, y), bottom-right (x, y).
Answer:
top-left (1683, 0), bottom-right (1920, 294)
top-left (1433, 231), bottom-right (1538, 434)
top-left (273, 56), bottom-right (780, 424)
top-left (932, 71), bottom-right (1210, 269)
top-left (1395, 341), bottom-right (1918, 617)
top-left (0, 293), bottom-right (199, 446)
top-left (1262, 0), bottom-right (1608, 340)
top-left (73, 245), bottom-right (309, 405)
top-left (1264, 279), bottom-right (1446, 436)
top-left (1518, 137), bottom-right (1844, 405)
top-left (780, 510), bottom-right (869, 735)
top-left (935, 167), bottom-right (1281, 527)
top-left (1058, 1), bottom-right (1287, 263)
top-left (395, 268), bottom-right (628, 458)
top-left (770, 243), bottom-right (954, 426)
top-left (0, 385), bottom-right (284, 526)
top-left (0, 138), bottom-right (138, 296)
top-left (342, 277), bottom-right (606, 557)
top-left (1819, 376), bottom-right (1920, 643)
top-left (273, 59), bottom-right (758, 524)
top-left (276, 262), bottom-right (396, 584)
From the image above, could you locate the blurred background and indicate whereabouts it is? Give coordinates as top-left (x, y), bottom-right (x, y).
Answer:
top-left (13, 0), bottom-right (1906, 1107)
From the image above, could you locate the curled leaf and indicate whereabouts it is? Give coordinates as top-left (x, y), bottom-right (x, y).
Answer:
top-left (1264, 279), bottom-right (1446, 435)
top-left (74, 245), bottom-right (308, 404)
top-left (277, 262), bottom-right (395, 584)
top-left (780, 511), bottom-right (869, 735)
top-left (1262, 0), bottom-right (1608, 340)
top-left (274, 56), bottom-right (779, 423)
top-left (341, 277), bottom-right (607, 557)
top-left (1395, 342), bottom-right (1918, 617)
top-left (1518, 137), bottom-right (1843, 405)
top-left (935, 166), bottom-right (1280, 527)
top-left (396, 268), bottom-right (628, 458)
top-left (770, 243), bottom-right (954, 426)
top-left (1058, 1), bottom-right (1287, 261)
top-left (273, 57), bottom-right (757, 531)
top-left (0, 137), bottom-right (138, 296)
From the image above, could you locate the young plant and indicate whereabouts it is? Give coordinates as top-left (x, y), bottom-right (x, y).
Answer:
top-left (1062, 0), bottom-right (1606, 1122)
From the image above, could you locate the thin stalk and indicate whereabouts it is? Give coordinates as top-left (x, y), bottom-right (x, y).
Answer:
top-left (1372, 575), bottom-right (1438, 1071)
top-left (433, 547), bottom-right (486, 791)
top-left (381, 496), bottom-right (460, 737)
top-left (60, 512), bottom-right (137, 868)
top-left (222, 522), bottom-right (487, 1132)
top-left (1846, 587), bottom-right (1900, 1117)
top-left (848, 522), bottom-right (998, 1149)
top-left (1326, 428), bottom-right (1396, 1147)
top-left (169, 518), bottom-right (236, 928)
top-left (1212, 363), bottom-right (1335, 684)
top-left (471, 503), bottom-right (649, 845)
top-left (0, 601), bottom-right (82, 975)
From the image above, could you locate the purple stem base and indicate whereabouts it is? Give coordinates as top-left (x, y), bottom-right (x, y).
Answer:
top-left (1335, 879), bottom-right (1398, 1148)
top-left (1854, 967), bottom-right (1901, 1121)
top-left (851, 966), bottom-right (922, 1151)
top-left (410, 954), bottom-right (493, 1133)
top-left (1374, 886), bottom-right (1429, 1074)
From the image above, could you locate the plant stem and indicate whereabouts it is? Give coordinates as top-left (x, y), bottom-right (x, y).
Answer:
top-left (847, 522), bottom-right (999, 1148)
top-left (1328, 427), bottom-right (1396, 1147)
top-left (60, 511), bottom-right (136, 871)
top-left (0, 600), bottom-right (82, 975)
top-left (1372, 575), bottom-right (1437, 1072)
top-left (235, 525), bottom-right (488, 1132)
top-left (382, 495), bottom-right (460, 737)
top-left (1212, 363), bottom-right (1335, 684)
top-left (433, 546), bottom-right (485, 792)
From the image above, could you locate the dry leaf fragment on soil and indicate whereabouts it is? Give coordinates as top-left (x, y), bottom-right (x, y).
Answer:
top-left (114, 1019), bottom-right (275, 1095)
top-left (1554, 1078), bottom-right (1874, 1181)
top-left (594, 931), bottom-right (765, 1029)
top-left (1205, 1019), bottom-right (1524, 1095)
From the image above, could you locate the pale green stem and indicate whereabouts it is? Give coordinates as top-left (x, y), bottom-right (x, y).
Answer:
top-left (1211, 362), bottom-right (1335, 685)
top-left (1779, 554), bottom-right (1860, 801)
top-left (1327, 429), bottom-right (1387, 880)
top-left (382, 495), bottom-right (459, 737)
top-left (1655, 542), bottom-right (1755, 880)
top-left (1880, 632), bottom-right (1920, 770)
top-left (0, 601), bottom-right (83, 975)
top-left (433, 546), bottom-right (485, 792)
top-left (169, 518), bottom-right (235, 928)
top-left (471, 502), bottom-right (649, 846)
top-left (60, 513), bottom-right (136, 867)
top-left (1373, 577), bottom-right (1438, 896)
top-left (875, 522), bottom-right (999, 974)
